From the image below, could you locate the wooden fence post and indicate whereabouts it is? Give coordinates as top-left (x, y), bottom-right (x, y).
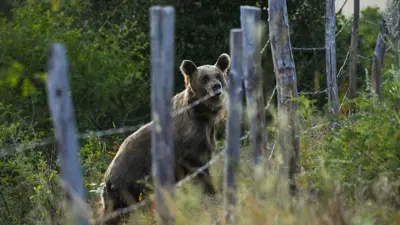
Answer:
top-left (46, 43), bottom-right (89, 225)
top-left (348, 0), bottom-right (360, 102)
top-left (268, 0), bottom-right (300, 196)
top-left (240, 5), bottom-right (268, 179)
top-left (371, 19), bottom-right (388, 98)
top-left (223, 28), bottom-right (244, 225)
top-left (325, 0), bottom-right (339, 114)
top-left (150, 6), bottom-right (175, 225)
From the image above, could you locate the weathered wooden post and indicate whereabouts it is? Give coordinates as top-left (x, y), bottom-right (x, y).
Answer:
top-left (268, 0), bottom-right (300, 196)
top-left (223, 28), bottom-right (244, 225)
top-left (325, 0), bottom-right (339, 114)
top-left (46, 43), bottom-right (89, 225)
top-left (371, 19), bottom-right (388, 98)
top-left (150, 5), bottom-right (175, 225)
top-left (348, 0), bottom-right (360, 102)
top-left (240, 6), bottom-right (268, 179)
top-left (385, 0), bottom-right (400, 68)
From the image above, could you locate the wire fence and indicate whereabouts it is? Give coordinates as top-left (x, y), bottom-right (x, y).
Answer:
top-left (0, 11), bottom-right (383, 224)
top-left (0, 14), bottom-right (377, 158)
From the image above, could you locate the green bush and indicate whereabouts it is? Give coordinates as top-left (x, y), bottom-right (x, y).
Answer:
top-left (299, 65), bottom-right (400, 210)
top-left (0, 0), bottom-right (150, 133)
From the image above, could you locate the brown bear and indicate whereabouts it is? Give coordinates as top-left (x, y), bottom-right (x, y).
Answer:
top-left (98, 53), bottom-right (231, 225)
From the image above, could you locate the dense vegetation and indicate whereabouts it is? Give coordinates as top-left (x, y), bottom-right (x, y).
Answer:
top-left (0, 0), bottom-right (399, 224)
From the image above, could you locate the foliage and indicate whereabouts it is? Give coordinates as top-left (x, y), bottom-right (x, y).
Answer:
top-left (299, 66), bottom-right (400, 209)
top-left (0, 0), bottom-right (150, 133)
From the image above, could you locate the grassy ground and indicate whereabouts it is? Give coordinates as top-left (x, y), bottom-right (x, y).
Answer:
top-left (117, 145), bottom-right (399, 225)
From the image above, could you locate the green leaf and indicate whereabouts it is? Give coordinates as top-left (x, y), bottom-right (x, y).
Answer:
top-left (21, 78), bottom-right (37, 96)
top-left (34, 72), bottom-right (48, 83)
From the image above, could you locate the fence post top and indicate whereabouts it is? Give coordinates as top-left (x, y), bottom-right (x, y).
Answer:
top-left (231, 28), bottom-right (242, 33)
top-left (47, 43), bottom-right (67, 61)
top-left (240, 5), bottom-right (261, 12)
top-left (150, 5), bottom-right (175, 13)
top-left (47, 43), bottom-right (68, 81)
top-left (49, 42), bottom-right (65, 51)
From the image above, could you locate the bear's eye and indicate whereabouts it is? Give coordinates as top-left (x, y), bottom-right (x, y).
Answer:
top-left (202, 75), bottom-right (209, 83)
top-left (216, 73), bottom-right (222, 81)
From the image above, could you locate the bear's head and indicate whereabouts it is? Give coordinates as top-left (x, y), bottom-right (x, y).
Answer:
top-left (179, 53), bottom-right (231, 109)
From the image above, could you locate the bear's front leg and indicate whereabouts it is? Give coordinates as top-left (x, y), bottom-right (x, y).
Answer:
top-left (197, 167), bottom-right (216, 196)
top-left (178, 156), bottom-right (216, 196)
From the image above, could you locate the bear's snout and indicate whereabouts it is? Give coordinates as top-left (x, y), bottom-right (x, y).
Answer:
top-left (211, 83), bottom-right (222, 96)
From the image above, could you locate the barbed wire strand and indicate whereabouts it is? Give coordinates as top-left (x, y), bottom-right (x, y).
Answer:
top-left (337, 48), bottom-right (351, 78)
top-left (336, 16), bottom-right (353, 37)
top-left (357, 54), bottom-right (374, 61)
top-left (292, 47), bottom-right (325, 51)
top-left (260, 40), bottom-right (270, 54)
top-left (91, 197), bottom-right (151, 225)
top-left (360, 19), bottom-right (380, 27)
top-left (290, 16), bottom-right (354, 53)
top-left (298, 89), bottom-right (328, 95)
top-left (339, 87), bottom-right (350, 111)
top-left (265, 85), bottom-right (277, 110)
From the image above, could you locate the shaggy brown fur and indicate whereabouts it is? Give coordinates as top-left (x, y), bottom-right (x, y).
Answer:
top-left (98, 53), bottom-right (231, 225)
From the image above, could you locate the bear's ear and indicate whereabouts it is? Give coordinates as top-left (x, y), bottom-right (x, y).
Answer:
top-left (215, 53), bottom-right (231, 72)
top-left (180, 60), bottom-right (198, 77)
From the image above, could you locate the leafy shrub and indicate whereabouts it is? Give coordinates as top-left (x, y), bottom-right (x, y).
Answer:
top-left (300, 66), bottom-right (400, 210)
top-left (0, 0), bottom-right (150, 133)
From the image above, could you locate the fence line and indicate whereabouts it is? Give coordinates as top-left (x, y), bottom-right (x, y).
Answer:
top-left (0, 10), bottom-right (380, 156)
top-left (0, 43), bottom-right (372, 158)
top-left (0, 44), bottom-right (373, 158)
top-left (1, 8), bottom-right (381, 158)
top-left (2, 6), bottom-right (386, 223)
